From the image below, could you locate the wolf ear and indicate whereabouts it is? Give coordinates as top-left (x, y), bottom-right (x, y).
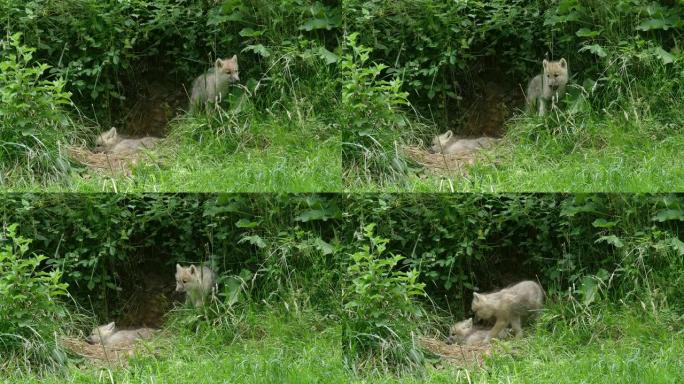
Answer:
top-left (444, 130), bottom-right (453, 139)
top-left (542, 59), bottom-right (549, 69)
top-left (465, 318), bottom-right (472, 326)
top-left (105, 322), bottom-right (115, 331)
top-left (104, 127), bottom-right (117, 138)
top-left (189, 265), bottom-right (197, 275)
top-left (176, 264), bottom-right (182, 272)
top-left (230, 54), bottom-right (237, 62)
top-left (473, 293), bottom-right (482, 301)
top-left (215, 59), bottom-right (223, 68)
top-left (559, 58), bottom-right (567, 68)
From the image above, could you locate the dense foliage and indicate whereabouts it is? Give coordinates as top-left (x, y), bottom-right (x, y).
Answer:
top-left (342, 224), bottom-right (426, 369)
top-left (2, 193), bottom-right (683, 311)
top-left (0, 0), bottom-right (341, 185)
top-left (342, 0), bottom-right (684, 184)
top-left (0, 0), bottom-right (340, 108)
top-left (1, 193), bottom-right (682, 369)
top-left (0, 34), bottom-right (74, 181)
top-left (344, 0), bottom-right (683, 119)
top-left (0, 224), bottom-right (70, 369)
top-left (0, 194), bottom-right (344, 317)
top-left (340, 194), bottom-right (684, 312)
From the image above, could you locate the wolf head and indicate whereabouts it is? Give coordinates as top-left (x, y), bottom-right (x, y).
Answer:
top-left (175, 264), bottom-right (203, 293)
top-left (430, 130), bottom-right (456, 154)
top-left (215, 55), bottom-right (239, 83)
top-left (450, 318), bottom-right (473, 337)
top-left (542, 58), bottom-right (568, 91)
top-left (446, 317), bottom-right (473, 345)
top-left (86, 322), bottom-right (116, 345)
top-left (95, 127), bottom-right (120, 148)
top-left (471, 292), bottom-right (496, 320)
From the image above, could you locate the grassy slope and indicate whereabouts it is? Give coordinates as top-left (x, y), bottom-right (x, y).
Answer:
top-left (363, 308), bottom-right (684, 383)
top-left (4, 308), bottom-right (682, 383)
top-left (4, 312), bottom-right (347, 384)
top-left (3, 115), bottom-right (341, 193)
top-left (348, 112), bottom-right (684, 192)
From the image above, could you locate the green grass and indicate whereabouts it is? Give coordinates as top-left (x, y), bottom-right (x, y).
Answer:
top-left (347, 111), bottom-right (684, 192)
top-left (3, 311), bottom-right (347, 384)
top-left (357, 307), bottom-right (684, 383)
top-left (2, 114), bottom-right (341, 193)
top-left (4, 306), bottom-right (682, 383)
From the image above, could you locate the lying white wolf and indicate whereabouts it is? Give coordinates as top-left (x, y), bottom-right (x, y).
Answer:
top-left (430, 130), bottom-right (500, 155)
top-left (95, 127), bottom-right (160, 154)
top-left (445, 317), bottom-right (510, 345)
top-left (85, 322), bottom-right (156, 347)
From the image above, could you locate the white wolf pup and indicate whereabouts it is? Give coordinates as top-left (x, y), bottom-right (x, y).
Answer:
top-left (95, 127), bottom-right (160, 154)
top-left (471, 280), bottom-right (544, 342)
top-left (446, 317), bottom-right (510, 345)
top-left (190, 55), bottom-right (240, 110)
top-left (430, 130), bottom-right (500, 155)
top-left (175, 264), bottom-right (216, 307)
top-left (85, 322), bottom-right (156, 347)
top-left (526, 58), bottom-right (569, 116)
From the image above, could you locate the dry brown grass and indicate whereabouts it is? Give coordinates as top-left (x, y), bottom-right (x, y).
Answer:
top-left (403, 146), bottom-right (478, 176)
top-left (419, 336), bottom-right (493, 368)
top-left (59, 336), bottom-right (156, 367)
top-left (67, 145), bottom-right (161, 177)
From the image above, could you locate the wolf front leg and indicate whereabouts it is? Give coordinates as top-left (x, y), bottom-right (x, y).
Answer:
top-left (510, 316), bottom-right (523, 338)
top-left (550, 92), bottom-right (560, 114)
top-left (538, 98), bottom-right (546, 116)
top-left (487, 318), bottom-right (510, 342)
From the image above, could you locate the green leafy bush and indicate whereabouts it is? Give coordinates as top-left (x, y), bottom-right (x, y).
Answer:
top-left (341, 224), bottom-right (426, 369)
top-left (0, 194), bottom-right (345, 319)
top-left (0, 33), bottom-right (74, 182)
top-left (0, 224), bottom-right (69, 369)
top-left (338, 194), bottom-right (684, 316)
top-left (345, 0), bottom-right (683, 119)
top-left (0, 0), bottom-right (340, 114)
top-left (341, 33), bottom-right (416, 183)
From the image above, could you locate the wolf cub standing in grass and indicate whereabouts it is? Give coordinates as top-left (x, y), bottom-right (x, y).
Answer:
top-left (446, 317), bottom-right (510, 346)
top-left (175, 264), bottom-right (216, 307)
top-left (526, 58), bottom-right (568, 116)
top-left (85, 322), bottom-right (156, 347)
top-left (189, 55), bottom-right (240, 110)
top-left (95, 127), bottom-right (160, 154)
top-left (429, 130), bottom-right (500, 155)
top-left (471, 280), bottom-right (544, 342)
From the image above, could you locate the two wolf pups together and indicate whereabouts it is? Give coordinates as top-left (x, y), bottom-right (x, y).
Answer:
top-left (94, 56), bottom-right (240, 155)
top-left (447, 280), bottom-right (544, 346)
top-left (86, 264), bottom-right (216, 347)
top-left (430, 58), bottom-right (568, 155)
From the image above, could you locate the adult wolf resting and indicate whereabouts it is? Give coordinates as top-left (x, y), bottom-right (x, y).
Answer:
top-left (471, 280), bottom-right (544, 341)
top-left (526, 58), bottom-right (569, 116)
top-left (85, 322), bottom-right (156, 347)
top-left (189, 55), bottom-right (240, 110)
top-left (175, 264), bottom-right (216, 307)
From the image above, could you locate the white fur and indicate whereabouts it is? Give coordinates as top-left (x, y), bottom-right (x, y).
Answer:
top-left (175, 264), bottom-right (216, 307)
top-left (430, 130), bottom-right (500, 155)
top-left (85, 322), bottom-right (156, 347)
